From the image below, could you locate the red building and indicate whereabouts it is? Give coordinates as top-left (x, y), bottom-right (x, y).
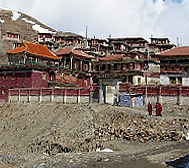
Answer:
top-left (54, 47), bottom-right (95, 87)
top-left (148, 37), bottom-right (175, 53)
top-left (0, 41), bottom-right (90, 101)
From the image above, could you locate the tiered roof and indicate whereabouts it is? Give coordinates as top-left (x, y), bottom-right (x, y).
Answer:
top-left (7, 41), bottom-right (61, 59)
top-left (100, 54), bottom-right (127, 61)
top-left (54, 47), bottom-right (94, 60)
top-left (157, 46), bottom-right (189, 57)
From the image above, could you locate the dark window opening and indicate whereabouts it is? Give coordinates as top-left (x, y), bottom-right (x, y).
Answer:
top-left (12, 71), bottom-right (15, 79)
top-left (3, 72), bottom-right (7, 79)
top-left (1, 86), bottom-right (5, 95)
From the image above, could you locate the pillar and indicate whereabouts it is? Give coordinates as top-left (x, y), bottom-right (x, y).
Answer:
top-left (177, 86), bottom-right (182, 105)
top-left (144, 85), bottom-right (148, 105)
top-left (99, 79), bottom-right (104, 103)
top-left (28, 89), bottom-right (31, 103)
top-left (39, 89), bottom-right (42, 103)
top-left (157, 85), bottom-right (162, 105)
top-left (63, 58), bottom-right (66, 68)
top-left (89, 62), bottom-right (92, 71)
top-left (80, 60), bottom-right (83, 72)
top-left (51, 89), bottom-right (54, 102)
top-left (70, 57), bottom-right (73, 69)
top-left (9, 89), bottom-right (11, 102)
top-left (126, 76), bottom-right (129, 83)
top-left (18, 89), bottom-right (21, 102)
top-left (77, 89), bottom-right (81, 103)
top-left (63, 89), bottom-right (67, 104)
top-left (89, 91), bottom-right (94, 104)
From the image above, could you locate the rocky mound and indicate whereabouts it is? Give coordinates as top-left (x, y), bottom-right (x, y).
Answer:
top-left (0, 102), bottom-right (188, 167)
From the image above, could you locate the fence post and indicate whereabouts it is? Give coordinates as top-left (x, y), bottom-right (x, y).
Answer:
top-left (144, 85), bottom-right (148, 105)
top-left (18, 89), bottom-right (21, 102)
top-left (89, 91), bottom-right (94, 104)
top-left (28, 89), bottom-right (31, 102)
top-left (177, 86), bottom-right (182, 105)
top-left (64, 89), bottom-right (67, 104)
top-left (39, 89), bottom-right (42, 103)
top-left (77, 89), bottom-right (81, 103)
top-left (158, 85), bottom-right (162, 105)
top-left (9, 89), bottom-right (11, 102)
top-left (51, 89), bottom-right (54, 102)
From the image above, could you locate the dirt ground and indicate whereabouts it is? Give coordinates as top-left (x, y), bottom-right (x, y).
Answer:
top-left (0, 102), bottom-right (188, 168)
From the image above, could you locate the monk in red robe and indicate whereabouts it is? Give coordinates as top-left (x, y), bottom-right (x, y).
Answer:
top-left (148, 102), bottom-right (152, 116)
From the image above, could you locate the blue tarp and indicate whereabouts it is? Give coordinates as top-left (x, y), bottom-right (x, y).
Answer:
top-left (119, 94), bottom-right (143, 107)
top-left (119, 94), bottom-right (132, 107)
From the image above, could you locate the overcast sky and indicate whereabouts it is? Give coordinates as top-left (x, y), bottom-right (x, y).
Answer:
top-left (0, 0), bottom-right (189, 45)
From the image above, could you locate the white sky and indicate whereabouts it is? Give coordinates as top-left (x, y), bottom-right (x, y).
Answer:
top-left (0, 0), bottom-right (189, 45)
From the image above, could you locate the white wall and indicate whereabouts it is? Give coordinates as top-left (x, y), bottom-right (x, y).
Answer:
top-left (160, 74), bottom-right (170, 85)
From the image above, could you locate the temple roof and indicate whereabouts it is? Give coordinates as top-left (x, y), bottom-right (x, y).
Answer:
top-left (7, 41), bottom-right (61, 59)
top-left (54, 47), bottom-right (94, 60)
top-left (157, 46), bottom-right (189, 57)
top-left (100, 54), bottom-right (127, 61)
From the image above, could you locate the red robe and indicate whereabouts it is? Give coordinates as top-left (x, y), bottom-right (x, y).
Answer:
top-left (155, 103), bottom-right (159, 116)
top-left (148, 103), bottom-right (152, 116)
top-left (158, 103), bottom-right (162, 116)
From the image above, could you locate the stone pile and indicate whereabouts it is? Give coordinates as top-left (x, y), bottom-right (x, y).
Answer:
top-left (28, 111), bottom-right (189, 155)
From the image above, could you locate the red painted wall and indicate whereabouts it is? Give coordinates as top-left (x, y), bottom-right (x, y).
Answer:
top-left (0, 70), bottom-right (49, 101)
top-left (0, 69), bottom-right (90, 101)
top-left (31, 71), bottom-right (49, 88)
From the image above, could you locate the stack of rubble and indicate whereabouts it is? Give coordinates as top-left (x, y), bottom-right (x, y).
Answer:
top-left (28, 111), bottom-right (189, 155)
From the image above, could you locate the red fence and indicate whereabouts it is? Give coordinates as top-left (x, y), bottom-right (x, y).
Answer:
top-left (9, 87), bottom-right (90, 96)
top-left (119, 83), bottom-right (189, 96)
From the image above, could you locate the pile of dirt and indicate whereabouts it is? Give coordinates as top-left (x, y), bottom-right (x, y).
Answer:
top-left (0, 102), bottom-right (188, 167)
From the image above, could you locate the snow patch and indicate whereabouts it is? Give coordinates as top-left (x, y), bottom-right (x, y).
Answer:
top-left (32, 24), bottom-right (54, 34)
top-left (22, 18), bottom-right (35, 25)
top-left (11, 10), bottom-right (21, 21)
top-left (96, 148), bottom-right (114, 153)
top-left (183, 132), bottom-right (189, 140)
top-left (0, 18), bottom-right (5, 23)
top-left (186, 132), bottom-right (189, 140)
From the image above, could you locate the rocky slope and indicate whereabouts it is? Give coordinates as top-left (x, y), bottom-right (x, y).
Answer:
top-left (0, 102), bottom-right (188, 167)
top-left (0, 8), bottom-right (83, 64)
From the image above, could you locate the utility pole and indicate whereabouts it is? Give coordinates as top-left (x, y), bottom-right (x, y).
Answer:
top-left (86, 26), bottom-right (88, 47)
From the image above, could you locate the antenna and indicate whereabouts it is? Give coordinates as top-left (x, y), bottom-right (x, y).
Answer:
top-left (86, 26), bottom-right (88, 47)
top-left (180, 34), bottom-right (182, 46)
top-left (86, 26), bottom-right (88, 39)
top-left (177, 37), bottom-right (180, 46)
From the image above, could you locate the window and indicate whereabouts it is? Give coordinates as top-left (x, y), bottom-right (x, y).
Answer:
top-left (74, 62), bottom-right (79, 70)
top-left (83, 64), bottom-right (88, 71)
top-left (3, 72), bottom-right (7, 79)
top-left (42, 73), bottom-right (46, 80)
top-left (1, 86), bottom-right (5, 95)
top-left (84, 79), bottom-right (88, 86)
top-left (138, 78), bottom-right (141, 85)
top-left (170, 77), bottom-right (176, 84)
top-left (117, 64), bottom-right (121, 70)
top-left (23, 71), bottom-right (27, 78)
top-left (129, 63), bottom-right (134, 69)
top-left (123, 64), bottom-right (126, 70)
top-left (178, 77), bottom-right (182, 84)
top-left (12, 70), bottom-right (15, 79)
